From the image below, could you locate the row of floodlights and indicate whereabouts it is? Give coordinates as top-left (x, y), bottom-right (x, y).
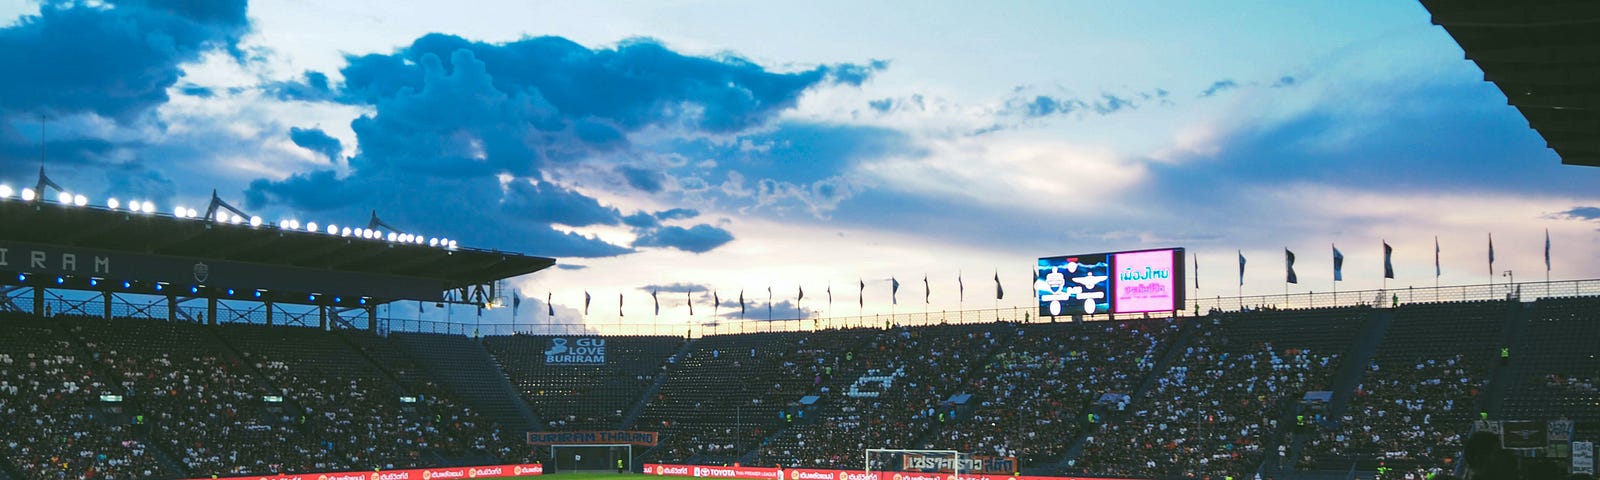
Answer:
top-left (0, 184), bottom-right (457, 249)
top-left (11, 272), bottom-right (370, 306)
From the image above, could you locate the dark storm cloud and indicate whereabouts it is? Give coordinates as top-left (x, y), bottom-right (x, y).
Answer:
top-left (641, 283), bottom-right (712, 294)
top-left (0, 0), bottom-right (249, 122)
top-left (248, 34), bottom-right (873, 257)
top-left (288, 127), bottom-right (343, 163)
top-left (1557, 207), bottom-right (1600, 222)
top-left (634, 224), bottom-right (735, 253)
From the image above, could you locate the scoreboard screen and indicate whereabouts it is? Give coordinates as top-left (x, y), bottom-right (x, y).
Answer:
top-left (1037, 248), bottom-right (1184, 316)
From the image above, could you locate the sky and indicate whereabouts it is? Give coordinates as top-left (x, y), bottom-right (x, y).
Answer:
top-left (2, 0), bottom-right (1598, 333)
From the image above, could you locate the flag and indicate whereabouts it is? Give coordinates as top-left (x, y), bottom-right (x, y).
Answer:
top-left (923, 275), bottom-right (930, 304)
top-left (687, 290), bottom-right (694, 316)
top-left (859, 279), bottom-right (865, 308)
top-left (891, 277), bottom-right (900, 304)
top-left (994, 271), bottom-right (1004, 300)
top-left (1435, 236), bottom-right (1441, 278)
top-left (512, 289), bottom-right (522, 313)
top-left (1238, 251), bottom-right (1246, 286)
top-left (547, 292), bottom-right (555, 317)
top-left (713, 291), bottom-right (720, 315)
top-left (1488, 233), bottom-right (1495, 276)
top-left (739, 290), bottom-right (745, 317)
top-left (1332, 244), bottom-right (1344, 282)
top-left (619, 292), bottom-right (624, 317)
top-left (798, 286), bottom-right (805, 302)
top-left (767, 286), bottom-right (773, 319)
top-left (1194, 253), bottom-right (1199, 290)
top-left (1383, 241), bottom-right (1395, 279)
top-left (958, 273), bottom-right (964, 303)
top-left (827, 284), bottom-right (833, 308)
top-left (1545, 229), bottom-right (1551, 272)
top-left (584, 291), bottom-right (591, 316)
top-left (1285, 248), bottom-right (1298, 284)
top-left (652, 289), bottom-right (660, 316)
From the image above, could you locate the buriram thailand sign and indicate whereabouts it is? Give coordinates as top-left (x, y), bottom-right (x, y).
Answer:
top-left (182, 462), bottom-right (543, 480)
top-left (528, 430), bottom-right (658, 446)
top-left (641, 464), bottom-right (1147, 480)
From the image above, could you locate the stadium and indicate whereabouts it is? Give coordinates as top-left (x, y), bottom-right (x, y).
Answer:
top-left (1, 1), bottom-right (1599, 480)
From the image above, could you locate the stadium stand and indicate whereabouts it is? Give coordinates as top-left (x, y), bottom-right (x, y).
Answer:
top-left (1074, 307), bottom-right (1365, 479)
top-left (1302, 301), bottom-right (1509, 476)
top-left (1504, 297), bottom-right (1600, 434)
top-left (484, 335), bottom-right (683, 431)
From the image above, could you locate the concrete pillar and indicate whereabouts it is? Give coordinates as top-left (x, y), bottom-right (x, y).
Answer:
top-left (32, 287), bottom-right (44, 317)
top-left (367, 306), bottom-right (377, 331)
top-left (102, 292), bottom-right (113, 320)
top-left (207, 297), bottom-right (218, 326)
top-left (167, 295), bottom-right (177, 322)
top-left (318, 306), bottom-right (328, 330)
top-left (265, 301), bottom-right (274, 326)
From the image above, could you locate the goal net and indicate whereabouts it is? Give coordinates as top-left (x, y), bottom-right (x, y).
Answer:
top-left (865, 449), bottom-right (964, 480)
top-left (550, 444), bottom-right (632, 473)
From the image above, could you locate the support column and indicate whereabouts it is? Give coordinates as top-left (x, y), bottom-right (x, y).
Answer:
top-left (33, 287), bottom-right (45, 317)
top-left (318, 306), bottom-right (328, 330)
top-left (207, 297), bottom-right (218, 326)
top-left (366, 306), bottom-right (377, 331)
top-left (265, 301), bottom-right (274, 326)
top-left (103, 292), bottom-right (113, 320)
top-left (167, 295), bottom-right (177, 322)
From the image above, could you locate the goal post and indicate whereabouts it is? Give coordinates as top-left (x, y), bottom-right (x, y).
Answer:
top-left (865, 449), bottom-right (963, 480)
top-left (550, 444), bottom-right (633, 473)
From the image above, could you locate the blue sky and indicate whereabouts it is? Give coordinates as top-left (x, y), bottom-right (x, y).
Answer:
top-left (2, 0), bottom-right (1597, 330)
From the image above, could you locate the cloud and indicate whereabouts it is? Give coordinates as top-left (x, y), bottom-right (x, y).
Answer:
top-left (633, 224), bottom-right (735, 253)
top-left (641, 282), bottom-right (712, 294)
top-left (288, 127), bottom-right (342, 163)
top-left (1556, 206), bottom-right (1600, 222)
top-left (246, 34), bottom-right (874, 257)
top-left (717, 298), bottom-right (813, 321)
top-left (555, 264), bottom-right (588, 271)
top-left (0, 0), bottom-right (249, 123)
top-left (1272, 76), bottom-right (1298, 88)
top-left (1199, 79), bottom-right (1240, 97)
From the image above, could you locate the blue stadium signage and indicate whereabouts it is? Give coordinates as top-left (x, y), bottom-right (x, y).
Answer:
top-left (544, 337), bottom-right (606, 364)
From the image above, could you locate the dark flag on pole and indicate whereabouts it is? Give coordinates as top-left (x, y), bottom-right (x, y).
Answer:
top-left (1489, 233), bottom-right (1495, 275)
top-left (798, 286), bottom-right (804, 302)
top-left (1545, 229), bottom-right (1551, 273)
top-left (652, 289), bottom-right (659, 316)
top-left (687, 290), bottom-right (693, 316)
top-left (1238, 251), bottom-right (1246, 286)
top-left (584, 291), bottom-right (591, 316)
top-left (512, 289), bottom-right (522, 314)
top-left (713, 291), bottom-right (720, 316)
top-left (1285, 249), bottom-right (1298, 284)
top-left (619, 292), bottom-right (624, 317)
top-left (958, 273), bottom-right (964, 303)
top-left (923, 275), bottom-right (930, 304)
top-left (1194, 253), bottom-right (1199, 290)
top-left (994, 271), bottom-right (1004, 300)
top-left (859, 279), bottom-right (865, 308)
top-left (1435, 236), bottom-right (1441, 278)
top-left (827, 284), bottom-right (832, 309)
top-left (767, 287), bottom-right (773, 320)
top-left (1333, 245), bottom-right (1344, 282)
top-left (891, 277), bottom-right (901, 305)
top-left (547, 292), bottom-right (554, 317)
top-left (739, 290), bottom-right (745, 317)
top-left (1383, 241), bottom-right (1395, 279)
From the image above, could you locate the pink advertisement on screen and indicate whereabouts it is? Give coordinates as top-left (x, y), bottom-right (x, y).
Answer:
top-left (1113, 250), bottom-right (1175, 313)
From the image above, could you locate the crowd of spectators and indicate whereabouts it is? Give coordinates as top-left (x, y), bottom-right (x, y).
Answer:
top-left (1303, 355), bottom-right (1475, 473)
top-left (929, 319), bottom-right (1175, 466)
top-left (1075, 315), bottom-right (1346, 479)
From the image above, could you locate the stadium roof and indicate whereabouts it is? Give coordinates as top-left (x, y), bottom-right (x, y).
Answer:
top-left (1423, 0), bottom-right (1600, 167)
top-left (0, 198), bottom-right (554, 304)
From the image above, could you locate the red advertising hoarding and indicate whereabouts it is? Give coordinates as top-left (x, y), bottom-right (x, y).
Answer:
top-left (183, 462), bottom-right (543, 480)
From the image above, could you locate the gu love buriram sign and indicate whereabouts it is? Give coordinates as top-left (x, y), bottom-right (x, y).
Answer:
top-left (184, 462), bottom-right (543, 480)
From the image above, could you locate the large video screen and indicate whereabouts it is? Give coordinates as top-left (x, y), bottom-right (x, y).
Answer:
top-left (1037, 248), bottom-right (1184, 317)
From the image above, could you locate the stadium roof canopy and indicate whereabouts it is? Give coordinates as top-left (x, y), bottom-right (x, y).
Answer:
top-left (0, 197), bottom-right (554, 306)
top-left (1423, 0), bottom-right (1600, 167)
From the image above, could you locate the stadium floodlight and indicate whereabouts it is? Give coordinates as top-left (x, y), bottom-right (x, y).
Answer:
top-left (176, 206), bottom-right (188, 217)
top-left (229, 214), bottom-right (243, 224)
top-left (73, 194), bottom-right (87, 207)
top-left (215, 211), bottom-right (227, 222)
top-left (249, 216), bottom-right (262, 227)
top-left (428, 238), bottom-right (439, 247)
top-left (326, 224), bottom-right (338, 235)
top-left (448, 240), bottom-right (458, 249)
top-left (306, 222), bottom-right (318, 233)
top-left (57, 191), bottom-right (72, 204)
top-left (288, 219), bottom-right (301, 230)
top-left (107, 198), bottom-right (120, 210)
top-left (341, 227), bottom-right (351, 236)
top-left (386, 232), bottom-right (397, 242)
top-left (0, 184), bottom-right (11, 198)
top-left (21, 188), bottom-right (36, 201)
top-left (142, 201), bottom-right (156, 214)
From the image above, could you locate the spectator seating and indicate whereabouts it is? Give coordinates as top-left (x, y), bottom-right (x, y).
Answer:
top-left (483, 335), bottom-right (683, 431)
top-left (1504, 297), bottom-right (1600, 431)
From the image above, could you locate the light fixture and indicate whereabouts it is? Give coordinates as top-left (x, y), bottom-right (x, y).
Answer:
top-left (288, 219), bottom-right (300, 230)
top-left (107, 198), bottom-right (121, 210)
top-left (215, 211), bottom-right (228, 222)
top-left (57, 191), bottom-right (71, 204)
top-left (55, 276), bottom-right (65, 285)
top-left (448, 240), bottom-right (458, 249)
top-left (89, 278), bottom-right (99, 287)
top-left (341, 227), bottom-right (352, 236)
top-left (122, 281), bottom-right (132, 289)
top-left (0, 184), bottom-right (11, 198)
top-left (305, 222), bottom-right (318, 232)
top-left (154, 283), bottom-right (165, 292)
top-left (326, 224), bottom-right (338, 235)
top-left (333, 296), bottom-right (342, 303)
top-left (15, 273), bottom-right (25, 282)
top-left (226, 288), bottom-right (235, 296)
top-left (142, 201), bottom-right (156, 214)
top-left (358, 297), bottom-right (368, 306)
top-left (21, 188), bottom-right (36, 201)
top-left (249, 216), bottom-right (262, 227)
top-left (190, 286), bottom-right (200, 294)
top-left (386, 232), bottom-right (397, 242)
top-left (72, 194), bottom-right (87, 207)
top-left (230, 214), bottom-right (243, 224)
top-left (253, 290), bottom-right (263, 298)
top-left (308, 294), bottom-right (317, 302)
top-left (428, 238), bottom-right (439, 247)
top-left (176, 206), bottom-right (188, 217)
